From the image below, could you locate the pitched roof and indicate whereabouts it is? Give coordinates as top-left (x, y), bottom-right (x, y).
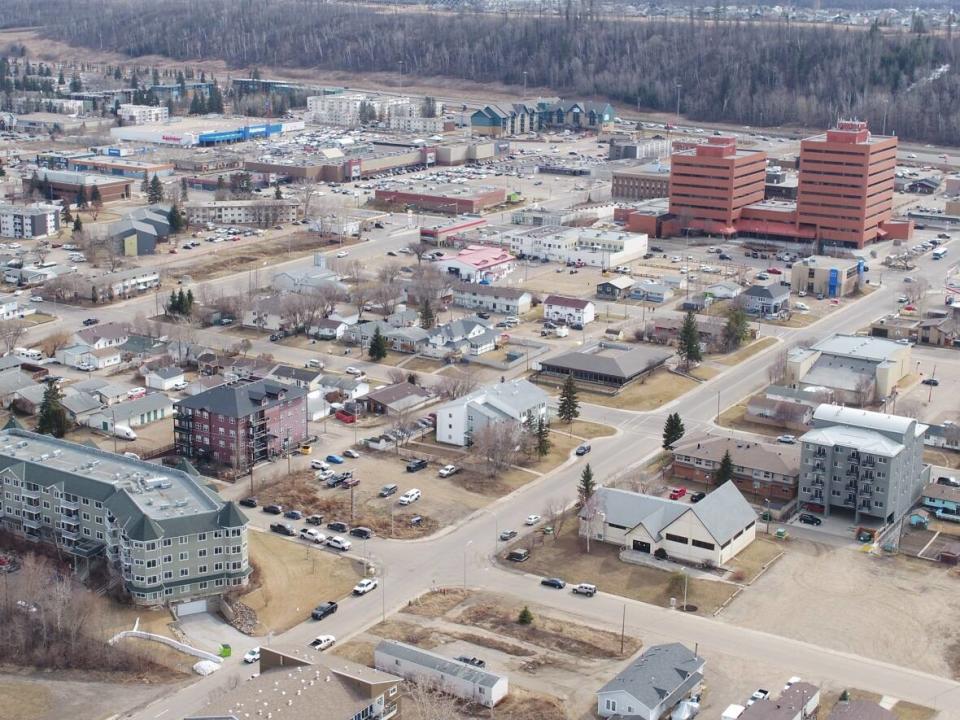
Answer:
top-left (176, 379), bottom-right (305, 418)
top-left (672, 435), bottom-right (801, 477)
top-left (453, 281), bottom-right (528, 300)
top-left (598, 276), bottom-right (635, 290)
top-left (801, 425), bottom-right (904, 457)
top-left (598, 643), bottom-right (704, 710)
top-left (542, 344), bottom-right (672, 380)
top-left (365, 382), bottom-right (432, 410)
top-left (76, 322), bottom-right (129, 345)
top-left (375, 639), bottom-right (505, 689)
top-left (544, 294), bottom-right (592, 310)
top-left (269, 364), bottom-right (324, 384)
top-left (147, 366), bottom-right (182, 380)
top-left (744, 284), bottom-right (788, 299)
top-left (827, 700), bottom-right (896, 720)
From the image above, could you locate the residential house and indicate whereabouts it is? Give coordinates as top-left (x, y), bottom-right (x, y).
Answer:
top-left (75, 322), bottom-right (129, 350)
top-left (742, 284), bottom-right (790, 316)
top-left (739, 683), bottom-right (820, 720)
top-left (268, 364), bottom-right (327, 392)
top-left (680, 293), bottom-right (714, 312)
top-left (375, 639), bottom-right (508, 708)
top-left (56, 343), bottom-right (122, 370)
top-left (543, 295), bottom-right (595, 326)
top-left (704, 281), bottom-right (743, 300)
top-left (538, 342), bottom-right (672, 389)
top-left (243, 295), bottom-right (290, 333)
top-left (312, 318), bottom-right (348, 340)
top-left (580, 482), bottom-right (758, 565)
top-left (87, 392), bottom-right (173, 432)
top-left (144, 366), bottom-right (185, 391)
top-left (364, 382), bottom-right (434, 416)
top-left (423, 318), bottom-right (499, 358)
top-left (470, 103), bottom-right (539, 137)
top-left (649, 316), bottom-right (732, 352)
top-left (390, 326), bottom-right (432, 354)
top-left (629, 281), bottom-right (673, 304)
top-left (0, 368), bottom-right (38, 408)
top-left (920, 483), bottom-right (960, 519)
top-left (924, 422), bottom-right (960, 452)
top-left (452, 283), bottom-right (532, 316)
top-left (0, 296), bottom-right (35, 320)
top-left (385, 309), bottom-right (420, 328)
top-left (0, 427), bottom-right (250, 607)
top-left (60, 390), bottom-right (103, 424)
top-left (540, 99), bottom-right (615, 131)
top-left (272, 263), bottom-right (347, 295)
top-left (596, 276), bottom-right (635, 299)
top-left (786, 334), bottom-right (911, 406)
top-left (597, 643), bottom-right (704, 720)
top-left (72, 379), bottom-right (131, 406)
top-left (187, 647), bottom-right (402, 720)
top-left (10, 383), bottom-right (48, 415)
top-left (109, 205), bottom-right (171, 256)
top-left (435, 379), bottom-right (549, 447)
top-left (745, 396), bottom-right (814, 432)
top-left (798, 404), bottom-right (930, 522)
top-left (435, 245), bottom-right (515, 283)
top-left (86, 268), bottom-right (161, 301)
top-left (174, 379), bottom-right (308, 471)
top-left (671, 435), bottom-right (801, 503)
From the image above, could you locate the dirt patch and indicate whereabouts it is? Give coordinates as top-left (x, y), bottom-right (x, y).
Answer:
top-left (481, 690), bottom-right (567, 720)
top-left (726, 538), bottom-right (784, 583)
top-left (403, 356), bottom-right (446, 374)
top-left (455, 603), bottom-right (639, 660)
top-left (713, 336), bottom-right (778, 366)
top-left (717, 400), bottom-right (785, 437)
top-left (924, 448), bottom-right (960, 469)
top-left (369, 619), bottom-right (443, 649)
top-left (565, 368), bottom-right (698, 411)
top-left (446, 632), bottom-right (536, 657)
top-left (404, 588), bottom-right (471, 619)
top-left (555, 419), bottom-right (617, 440)
top-left (331, 640), bottom-right (376, 667)
top-left (241, 530), bottom-right (362, 633)
top-left (890, 702), bottom-right (939, 720)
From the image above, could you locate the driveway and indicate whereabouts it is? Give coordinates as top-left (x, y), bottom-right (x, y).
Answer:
top-left (177, 612), bottom-right (255, 656)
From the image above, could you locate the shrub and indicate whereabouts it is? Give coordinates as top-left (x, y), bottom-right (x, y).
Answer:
top-left (653, 547), bottom-right (668, 560)
top-left (517, 605), bottom-right (533, 625)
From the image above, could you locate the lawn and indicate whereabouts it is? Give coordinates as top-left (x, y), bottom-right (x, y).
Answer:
top-left (402, 356), bottom-right (445, 373)
top-left (22, 312), bottom-right (55, 327)
top-left (713, 336), bottom-right (778, 366)
top-left (241, 530), bottom-right (364, 634)
top-left (504, 523), bottom-right (738, 615)
top-left (725, 538), bottom-right (784, 583)
top-left (690, 366), bottom-right (721, 381)
top-left (550, 419), bottom-right (617, 440)
top-left (717, 401), bottom-right (785, 437)
top-left (0, 680), bottom-right (52, 720)
top-left (576, 368), bottom-right (698, 411)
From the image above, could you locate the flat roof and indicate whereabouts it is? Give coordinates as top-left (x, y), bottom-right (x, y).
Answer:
top-left (379, 182), bottom-right (503, 199)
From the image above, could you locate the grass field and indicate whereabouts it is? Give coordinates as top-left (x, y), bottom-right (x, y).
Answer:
top-left (576, 368), bottom-right (698, 411)
top-left (713, 336), bottom-right (778, 366)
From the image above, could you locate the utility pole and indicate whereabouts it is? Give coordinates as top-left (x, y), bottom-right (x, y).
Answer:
top-left (620, 604), bottom-right (626, 654)
top-left (675, 82), bottom-right (682, 124)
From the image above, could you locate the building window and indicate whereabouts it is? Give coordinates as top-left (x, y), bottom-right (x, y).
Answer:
top-left (692, 539), bottom-right (715, 551)
top-left (180, 568), bottom-right (189, 577)
top-left (179, 552), bottom-right (188, 561)
top-left (665, 533), bottom-right (688, 545)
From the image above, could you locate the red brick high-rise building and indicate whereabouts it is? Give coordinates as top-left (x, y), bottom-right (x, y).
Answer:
top-left (669, 136), bottom-right (767, 236)
top-left (796, 120), bottom-right (897, 249)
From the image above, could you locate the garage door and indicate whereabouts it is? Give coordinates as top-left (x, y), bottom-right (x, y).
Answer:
top-left (176, 599), bottom-right (209, 617)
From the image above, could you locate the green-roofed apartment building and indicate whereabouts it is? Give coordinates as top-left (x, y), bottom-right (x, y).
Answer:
top-left (0, 428), bottom-right (250, 608)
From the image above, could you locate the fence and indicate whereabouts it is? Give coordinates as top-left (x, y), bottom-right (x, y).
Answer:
top-left (108, 628), bottom-right (223, 664)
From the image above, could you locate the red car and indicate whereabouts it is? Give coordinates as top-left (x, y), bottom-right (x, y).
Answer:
top-left (669, 487), bottom-right (687, 500)
top-left (766, 267), bottom-right (783, 275)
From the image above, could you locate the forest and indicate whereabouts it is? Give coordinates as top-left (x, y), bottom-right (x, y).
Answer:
top-left (4, 0), bottom-right (960, 144)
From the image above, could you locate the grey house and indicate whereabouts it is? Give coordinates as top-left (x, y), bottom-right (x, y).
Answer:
top-left (597, 643), bottom-right (704, 719)
top-left (743, 284), bottom-right (790, 316)
top-left (799, 404), bottom-right (930, 523)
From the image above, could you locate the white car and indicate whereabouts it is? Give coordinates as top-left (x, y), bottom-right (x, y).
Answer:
top-left (311, 460), bottom-right (330, 471)
top-left (29, 296), bottom-right (42, 302)
top-left (309, 634), bottom-right (336, 651)
top-left (243, 647), bottom-right (261, 663)
top-left (344, 366), bottom-right (362, 375)
top-left (777, 435), bottom-right (797, 444)
top-left (326, 536), bottom-right (352, 551)
top-left (525, 514), bottom-right (542, 526)
top-left (316, 469), bottom-right (335, 481)
top-left (127, 387), bottom-right (146, 399)
top-left (353, 578), bottom-right (379, 595)
top-left (336, 251), bottom-right (349, 258)
top-left (438, 464), bottom-right (458, 478)
top-left (300, 528), bottom-right (324, 543)
top-left (170, 380), bottom-right (188, 391)
top-left (671, 255), bottom-right (681, 263)
top-left (398, 489), bottom-right (421, 506)
top-left (793, 302), bottom-right (809, 312)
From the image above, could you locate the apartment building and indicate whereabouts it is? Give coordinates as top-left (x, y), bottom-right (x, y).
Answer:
top-left (307, 93), bottom-right (438, 128)
top-left (118, 104), bottom-right (170, 125)
top-left (671, 435), bottom-right (801, 503)
top-left (543, 295), bottom-right (595, 326)
top-left (184, 199), bottom-right (299, 226)
top-left (0, 203), bottom-right (61, 239)
top-left (799, 404), bottom-right (930, 523)
top-left (451, 282), bottom-right (532, 316)
top-left (612, 163), bottom-right (671, 200)
top-left (174, 379), bottom-right (308, 472)
top-left (435, 379), bottom-right (549, 446)
top-left (0, 428), bottom-right (250, 607)
top-left (797, 120), bottom-right (897, 248)
top-left (669, 137), bottom-right (767, 236)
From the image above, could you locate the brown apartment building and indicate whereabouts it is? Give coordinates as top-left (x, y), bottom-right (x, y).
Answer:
top-left (796, 120), bottom-right (897, 248)
top-left (669, 136), bottom-right (767, 236)
top-left (174, 379), bottom-right (307, 471)
top-left (671, 435), bottom-right (801, 504)
top-left (612, 162), bottom-right (671, 200)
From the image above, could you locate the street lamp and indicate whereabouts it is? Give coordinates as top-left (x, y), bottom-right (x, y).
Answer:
top-left (463, 540), bottom-right (473, 589)
top-left (681, 567), bottom-right (689, 611)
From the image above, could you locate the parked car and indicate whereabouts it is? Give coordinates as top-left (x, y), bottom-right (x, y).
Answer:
top-left (379, 484), bottom-right (399, 497)
top-left (747, 689), bottom-right (770, 707)
top-left (406, 458), bottom-right (428, 472)
top-left (82, 318), bottom-right (99, 326)
top-left (284, 509), bottom-right (303, 520)
top-left (305, 514), bottom-right (324, 525)
top-left (922, 378), bottom-right (940, 386)
top-left (506, 549), bottom-right (530, 562)
top-left (300, 528), bottom-right (325, 543)
top-left (311, 459), bottom-right (330, 471)
top-left (690, 491), bottom-right (706, 503)
top-left (776, 434), bottom-right (797, 444)
top-left (309, 634), bottom-right (336, 651)
top-left (326, 454), bottom-right (345, 464)
top-left (352, 578), bottom-right (378, 595)
top-left (499, 529), bottom-right (518, 541)
top-left (540, 577), bottom-right (566, 589)
top-left (343, 448), bottom-right (360, 459)
top-left (349, 526), bottom-right (373, 539)
top-left (317, 469), bottom-right (336, 482)
top-left (327, 521), bottom-right (349, 533)
top-left (270, 523), bottom-right (296, 536)
top-left (263, 504), bottom-right (283, 515)
top-left (341, 476), bottom-right (360, 489)
top-left (243, 647), bottom-right (261, 663)
top-left (798, 513), bottom-right (822, 526)
top-left (575, 443), bottom-right (591, 456)
top-left (326, 536), bottom-right (352, 551)
top-left (127, 387), bottom-right (146, 399)
top-left (438, 464), bottom-right (459, 478)
top-left (398, 488), bottom-right (421, 506)
top-left (572, 583), bottom-right (597, 597)
top-left (344, 366), bottom-right (363, 375)
top-left (668, 487), bottom-right (687, 500)
top-left (525, 514), bottom-right (541, 525)
top-left (455, 655), bottom-right (486, 668)
top-left (937, 476), bottom-right (960, 487)
top-left (239, 497), bottom-right (258, 508)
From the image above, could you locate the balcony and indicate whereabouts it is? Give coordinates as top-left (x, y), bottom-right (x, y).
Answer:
top-left (381, 701), bottom-right (399, 720)
top-left (60, 499), bottom-right (80, 512)
top-left (60, 528), bottom-right (79, 541)
top-left (22, 515), bottom-right (40, 529)
top-left (22, 488), bottom-right (40, 501)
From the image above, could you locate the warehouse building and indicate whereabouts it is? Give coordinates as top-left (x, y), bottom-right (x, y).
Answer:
top-left (68, 157), bottom-right (175, 180)
top-left (118, 104), bottom-right (169, 125)
top-left (375, 183), bottom-right (506, 214)
top-left (0, 203), bottom-right (61, 239)
top-left (24, 170), bottom-right (132, 203)
top-left (109, 118), bottom-right (305, 147)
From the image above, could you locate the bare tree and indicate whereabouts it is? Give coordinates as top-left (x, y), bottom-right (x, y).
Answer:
top-left (40, 274), bottom-right (88, 303)
top-left (410, 241), bottom-right (432, 266)
top-left (471, 422), bottom-right (521, 478)
top-left (377, 262), bottom-right (404, 285)
top-left (544, 497), bottom-right (570, 539)
top-left (33, 242), bottom-right (51, 265)
top-left (895, 399), bottom-right (923, 420)
top-left (852, 374), bottom-right (875, 407)
top-left (387, 367), bottom-right (408, 384)
top-left (371, 282), bottom-right (401, 316)
top-left (168, 318), bottom-right (199, 365)
top-left (767, 347), bottom-right (789, 385)
top-left (38, 329), bottom-right (73, 358)
top-left (435, 368), bottom-right (478, 399)
top-left (0, 319), bottom-right (29, 354)
top-left (351, 282), bottom-right (373, 320)
top-left (904, 276), bottom-right (930, 310)
top-left (402, 680), bottom-right (460, 720)
top-left (345, 259), bottom-right (365, 282)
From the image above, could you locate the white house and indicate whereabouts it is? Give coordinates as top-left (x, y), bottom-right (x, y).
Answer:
top-left (597, 644), bottom-right (704, 720)
top-left (581, 482), bottom-right (757, 566)
top-left (435, 379), bottom-right (549, 446)
top-left (435, 245), bottom-right (515, 283)
top-left (543, 295), bottom-right (595, 326)
top-left (0, 297), bottom-right (35, 321)
top-left (143, 366), bottom-right (185, 390)
top-left (310, 318), bottom-right (348, 340)
top-left (506, 225), bottom-right (647, 267)
top-left (56, 343), bottom-right (122, 370)
top-left (422, 319), bottom-right (499, 359)
top-left (704, 281), bottom-right (742, 300)
top-left (86, 392), bottom-right (173, 432)
top-left (375, 640), bottom-right (508, 708)
top-left (75, 322), bottom-right (129, 350)
top-left (243, 295), bottom-right (288, 332)
top-left (452, 282), bottom-right (532, 316)
top-left (742, 284), bottom-right (790, 317)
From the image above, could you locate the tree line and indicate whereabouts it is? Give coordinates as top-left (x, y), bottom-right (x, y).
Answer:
top-left (4, 0), bottom-right (960, 142)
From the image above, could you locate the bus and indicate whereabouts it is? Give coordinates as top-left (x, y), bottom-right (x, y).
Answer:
top-left (933, 248), bottom-right (948, 260)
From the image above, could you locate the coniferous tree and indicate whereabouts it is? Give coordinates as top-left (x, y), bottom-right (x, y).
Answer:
top-left (180, 177), bottom-right (189, 201)
top-left (168, 203), bottom-right (185, 233)
top-left (419, 298), bottom-right (435, 329)
top-left (274, 182), bottom-right (283, 200)
top-left (723, 307), bottom-right (749, 352)
top-left (536, 417), bottom-right (551, 458)
top-left (37, 382), bottom-right (69, 438)
top-left (557, 374), bottom-right (580, 424)
top-left (176, 288), bottom-right (187, 315)
top-left (716, 449), bottom-right (734, 485)
top-left (148, 174), bottom-right (164, 204)
top-left (677, 311), bottom-right (702, 368)
top-left (168, 289), bottom-right (179, 314)
top-left (368, 326), bottom-right (388, 361)
top-left (186, 289), bottom-right (195, 313)
top-left (140, 175), bottom-right (149, 195)
top-left (72, 216), bottom-right (82, 232)
top-left (662, 412), bottom-right (685, 449)
top-left (578, 463), bottom-right (596, 505)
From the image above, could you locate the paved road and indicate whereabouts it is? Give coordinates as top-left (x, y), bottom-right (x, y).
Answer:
top-left (115, 244), bottom-right (960, 720)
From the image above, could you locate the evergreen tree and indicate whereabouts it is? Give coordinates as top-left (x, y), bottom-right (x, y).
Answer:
top-left (723, 307), bottom-right (749, 352)
top-left (189, 91), bottom-right (206, 115)
top-left (168, 203), bottom-right (185, 233)
top-left (168, 289), bottom-right (179, 315)
top-left (185, 289), bottom-right (195, 313)
top-left (177, 288), bottom-right (187, 315)
top-left (517, 606), bottom-right (533, 625)
top-left (419, 298), bottom-right (435, 329)
top-left (536, 417), bottom-right (551, 458)
top-left (57, 68), bottom-right (65, 85)
top-left (207, 82), bottom-right (225, 113)
top-left (148, 174), bottom-right (164, 204)
top-left (180, 177), bottom-right (189, 200)
top-left (37, 381), bottom-right (69, 438)
top-left (274, 182), bottom-right (283, 200)
top-left (662, 412), bottom-right (685, 449)
top-left (676, 311), bottom-right (702, 368)
top-left (69, 73), bottom-right (82, 93)
top-left (368, 326), bottom-right (388, 361)
top-left (72, 216), bottom-right (82, 232)
top-left (578, 463), bottom-right (596, 505)
top-left (62, 205), bottom-right (72, 224)
top-left (716, 449), bottom-right (734, 485)
top-left (557, 374), bottom-right (580, 424)
top-left (216, 175), bottom-right (226, 192)
top-left (75, 191), bottom-right (88, 210)
top-left (140, 174), bottom-right (149, 195)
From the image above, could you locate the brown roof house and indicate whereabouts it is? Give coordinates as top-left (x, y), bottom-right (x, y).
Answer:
top-left (364, 382), bottom-right (434, 416)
